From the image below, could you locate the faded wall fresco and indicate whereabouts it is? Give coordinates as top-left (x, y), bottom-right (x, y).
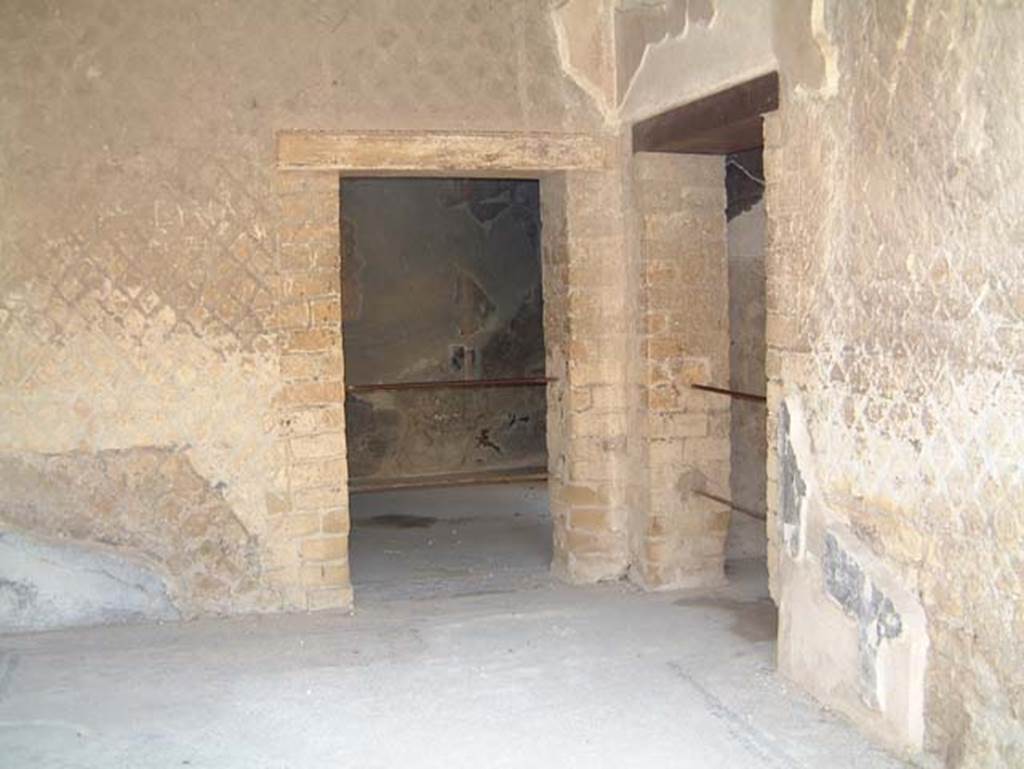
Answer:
top-left (342, 178), bottom-right (547, 483)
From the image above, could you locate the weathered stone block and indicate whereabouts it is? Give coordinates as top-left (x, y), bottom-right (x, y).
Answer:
top-left (309, 297), bottom-right (342, 326)
top-left (285, 328), bottom-right (341, 353)
top-left (289, 432), bottom-right (346, 460)
top-left (300, 561), bottom-right (350, 588)
top-left (275, 381), bottom-right (346, 406)
top-left (300, 536), bottom-right (348, 562)
top-left (306, 586), bottom-right (353, 612)
top-left (289, 458), bottom-right (348, 489)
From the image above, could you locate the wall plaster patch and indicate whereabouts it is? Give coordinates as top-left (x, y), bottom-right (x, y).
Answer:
top-left (822, 531), bottom-right (903, 709)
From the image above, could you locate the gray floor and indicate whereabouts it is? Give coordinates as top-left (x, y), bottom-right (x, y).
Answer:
top-left (0, 483), bottom-right (907, 768)
top-left (349, 482), bottom-right (553, 600)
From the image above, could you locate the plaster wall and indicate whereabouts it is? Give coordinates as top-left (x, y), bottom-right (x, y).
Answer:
top-left (616, 0), bottom-right (776, 122)
top-left (0, 0), bottom-right (604, 624)
top-left (765, 1), bottom-right (1024, 764)
top-left (618, 1), bottom-right (1023, 764)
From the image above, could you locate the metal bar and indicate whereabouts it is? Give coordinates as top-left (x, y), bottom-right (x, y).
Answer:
top-left (691, 383), bottom-right (767, 403)
top-left (347, 376), bottom-right (556, 393)
top-left (350, 468), bottom-right (548, 493)
top-left (694, 490), bottom-right (767, 521)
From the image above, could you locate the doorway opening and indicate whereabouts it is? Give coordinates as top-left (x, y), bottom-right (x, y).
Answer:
top-left (723, 147), bottom-right (767, 563)
top-left (340, 177), bottom-right (551, 600)
top-left (632, 72), bottom-right (776, 592)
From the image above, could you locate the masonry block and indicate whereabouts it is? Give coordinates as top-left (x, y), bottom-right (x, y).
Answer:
top-left (632, 152), bottom-right (730, 590)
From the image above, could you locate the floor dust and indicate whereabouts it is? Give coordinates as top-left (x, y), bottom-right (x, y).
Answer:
top-left (673, 595), bottom-right (779, 643)
top-left (0, 484), bottom-right (907, 768)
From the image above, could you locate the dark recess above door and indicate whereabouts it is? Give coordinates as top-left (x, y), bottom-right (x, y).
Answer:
top-left (632, 71), bottom-right (779, 154)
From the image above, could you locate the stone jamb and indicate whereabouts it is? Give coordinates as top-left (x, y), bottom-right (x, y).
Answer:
top-left (270, 130), bottom-right (627, 608)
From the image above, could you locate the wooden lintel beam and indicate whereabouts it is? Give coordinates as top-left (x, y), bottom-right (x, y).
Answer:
top-left (632, 71), bottom-right (779, 155)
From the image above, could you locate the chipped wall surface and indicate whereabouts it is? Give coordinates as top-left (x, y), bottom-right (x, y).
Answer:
top-left (772, 396), bottom-right (929, 753)
top-left (551, 0), bottom-right (619, 122)
top-left (341, 178), bottom-right (546, 483)
top-left (0, 0), bottom-right (606, 623)
top-left (0, 529), bottom-right (179, 633)
top-left (766, 1), bottom-right (1024, 764)
top-left (0, 448), bottom-right (264, 614)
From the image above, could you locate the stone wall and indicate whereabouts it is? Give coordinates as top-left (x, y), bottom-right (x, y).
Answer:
top-left (0, 0), bottom-right (604, 625)
top-left (542, 146), bottom-right (637, 584)
top-left (341, 178), bottom-right (546, 484)
top-left (767, 1), bottom-right (1024, 764)
top-left (631, 152), bottom-right (731, 589)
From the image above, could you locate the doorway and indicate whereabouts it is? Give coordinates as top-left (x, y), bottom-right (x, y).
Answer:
top-left (340, 177), bottom-right (552, 599)
top-left (723, 148), bottom-right (767, 562)
top-left (631, 73), bottom-right (776, 588)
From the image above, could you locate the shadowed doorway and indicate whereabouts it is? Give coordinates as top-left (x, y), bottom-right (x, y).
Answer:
top-left (340, 177), bottom-right (551, 599)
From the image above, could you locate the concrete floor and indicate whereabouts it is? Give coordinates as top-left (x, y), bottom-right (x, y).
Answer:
top-left (349, 482), bottom-right (553, 601)
top-left (0, 483), bottom-right (907, 768)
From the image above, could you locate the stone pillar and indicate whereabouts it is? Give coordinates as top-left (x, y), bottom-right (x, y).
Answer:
top-left (632, 152), bottom-right (731, 589)
top-left (542, 151), bottom-right (633, 583)
top-left (264, 171), bottom-right (352, 612)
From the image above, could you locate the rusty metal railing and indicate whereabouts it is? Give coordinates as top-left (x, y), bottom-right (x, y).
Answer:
top-left (690, 383), bottom-right (767, 403)
top-left (346, 376), bottom-right (555, 394)
top-left (694, 489), bottom-right (767, 521)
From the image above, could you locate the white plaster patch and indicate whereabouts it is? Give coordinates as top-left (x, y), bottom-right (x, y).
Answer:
top-left (551, 0), bottom-right (619, 125)
top-left (775, 397), bottom-right (927, 754)
top-left (617, 0), bottom-right (776, 122)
